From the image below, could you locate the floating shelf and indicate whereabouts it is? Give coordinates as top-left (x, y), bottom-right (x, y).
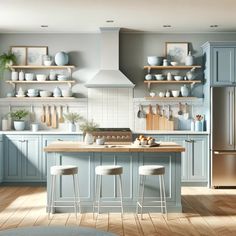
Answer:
top-left (145, 96), bottom-right (199, 101)
top-left (10, 65), bottom-right (75, 70)
top-left (144, 80), bottom-right (201, 89)
top-left (1, 97), bottom-right (76, 101)
top-left (144, 65), bottom-right (201, 72)
top-left (5, 80), bottom-right (75, 84)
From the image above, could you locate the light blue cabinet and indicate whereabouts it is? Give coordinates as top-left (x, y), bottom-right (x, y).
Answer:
top-left (0, 135), bottom-right (3, 183)
top-left (4, 135), bottom-right (41, 182)
top-left (168, 135), bottom-right (208, 185)
top-left (42, 135), bottom-right (83, 180)
top-left (202, 42), bottom-right (236, 86)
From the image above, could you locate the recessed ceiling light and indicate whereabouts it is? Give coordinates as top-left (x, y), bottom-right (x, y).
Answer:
top-left (106, 20), bottom-right (114, 23)
top-left (163, 25), bottom-right (172, 28)
top-left (210, 25), bottom-right (218, 28)
top-left (41, 25), bottom-right (48, 28)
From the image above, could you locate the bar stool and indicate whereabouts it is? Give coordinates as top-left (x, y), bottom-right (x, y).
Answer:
top-left (93, 165), bottom-right (124, 216)
top-left (136, 165), bottom-right (167, 219)
top-left (48, 165), bottom-right (81, 219)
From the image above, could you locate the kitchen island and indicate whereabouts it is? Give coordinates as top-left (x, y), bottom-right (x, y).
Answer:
top-left (44, 141), bottom-right (185, 213)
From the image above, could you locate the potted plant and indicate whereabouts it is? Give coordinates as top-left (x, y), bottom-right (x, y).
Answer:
top-left (80, 119), bottom-right (99, 144)
top-left (10, 109), bottom-right (29, 131)
top-left (64, 112), bottom-right (83, 132)
top-left (0, 52), bottom-right (17, 72)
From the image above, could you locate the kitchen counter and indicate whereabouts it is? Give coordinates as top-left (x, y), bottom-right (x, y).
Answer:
top-left (133, 130), bottom-right (209, 135)
top-left (44, 141), bottom-right (185, 153)
top-left (45, 141), bottom-right (184, 213)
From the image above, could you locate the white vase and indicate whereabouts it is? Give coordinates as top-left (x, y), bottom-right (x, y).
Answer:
top-left (11, 71), bottom-right (18, 81)
top-left (180, 85), bottom-right (189, 97)
top-left (84, 133), bottom-right (94, 145)
top-left (68, 122), bottom-right (76, 132)
top-left (185, 51), bottom-right (194, 66)
top-left (2, 119), bottom-right (8, 131)
top-left (13, 120), bottom-right (25, 131)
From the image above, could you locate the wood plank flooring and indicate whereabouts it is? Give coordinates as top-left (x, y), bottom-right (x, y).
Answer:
top-left (0, 186), bottom-right (236, 235)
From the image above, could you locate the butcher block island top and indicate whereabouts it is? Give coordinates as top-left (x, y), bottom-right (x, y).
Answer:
top-left (44, 141), bottom-right (185, 153)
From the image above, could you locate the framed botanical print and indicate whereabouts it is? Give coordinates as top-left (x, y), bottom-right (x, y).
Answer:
top-left (11, 46), bottom-right (27, 65)
top-left (26, 46), bottom-right (48, 65)
top-left (165, 42), bottom-right (189, 65)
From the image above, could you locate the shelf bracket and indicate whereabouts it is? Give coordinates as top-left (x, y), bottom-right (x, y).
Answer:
top-left (68, 82), bottom-right (72, 88)
top-left (147, 66), bottom-right (151, 74)
top-left (9, 81), bottom-right (16, 90)
top-left (190, 81), bottom-right (197, 89)
top-left (147, 82), bottom-right (151, 90)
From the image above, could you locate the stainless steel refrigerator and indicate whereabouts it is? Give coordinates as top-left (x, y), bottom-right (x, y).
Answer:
top-left (212, 87), bottom-right (236, 187)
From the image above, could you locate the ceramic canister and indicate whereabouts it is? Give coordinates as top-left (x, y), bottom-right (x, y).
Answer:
top-left (11, 71), bottom-right (18, 81)
top-left (55, 51), bottom-right (69, 66)
top-left (180, 85), bottom-right (189, 97)
top-left (185, 51), bottom-right (194, 66)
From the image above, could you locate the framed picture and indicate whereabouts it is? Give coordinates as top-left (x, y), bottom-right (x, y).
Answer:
top-left (11, 46), bottom-right (27, 65)
top-left (165, 42), bottom-right (188, 64)
top-left (26, 46), bottom-right (48, 65)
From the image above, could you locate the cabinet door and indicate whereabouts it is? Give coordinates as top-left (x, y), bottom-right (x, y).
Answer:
top-left (4, 136), bottom-right (22, 181)
top-left (21, 136), bottom-right (41, 181)
top-left (0, 136), bottom-right (3, 183)
top-left (213, 47), bottom-right (235, 85)
top-left (42, 135), bottom-right (82, 181)
top-left (168, 135), bottom-right (188, 181)
top-left (188, 136), bottom-right (208, 181)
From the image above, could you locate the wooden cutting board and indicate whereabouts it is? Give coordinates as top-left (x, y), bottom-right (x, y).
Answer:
top-left (153, 104), bottom-right (160, 130)
top-left (41, 105), bottom-right (45, 123)
top-left (52, 105), bottom-right (58, 129)
top-left (146, 104), bottom-right (153, 130)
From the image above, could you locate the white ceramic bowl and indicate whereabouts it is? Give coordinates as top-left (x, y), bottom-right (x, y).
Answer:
top-left (154, 74), bottom-right (164, 80)
top-left (36, 74), bottom-right (47, 81)
top-left (40, 90), bottom-right (53, 97)
top-left (25, 73), bottom-right (34, 81)
top-left (174, 75), bottom-right (183, 81)
top-left (28, 89), bottom-right (38, 94)
top-left (57, 75), bottom-right (68, 81)
top-left (61, 89), bottom-right (73, 97)
top-left (43, 60), bottom-right (53, 66)
top-left (159, 92), bottom-right (165, 97)
top-left (171, 61), bottom-right (178, 66)
top-left (147, 56), bottom-right (163, 66)
top-left (172, 90), bottom-right (180, 97)
top-left (145, 74), bottom-right (152, 80)
top-left (150, 92), bottom-right (156, 97)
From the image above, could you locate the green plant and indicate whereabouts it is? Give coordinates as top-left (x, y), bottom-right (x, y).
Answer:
top-left (80, 119), bottom-right (99, 133)
top-left (10, 109), bottom-right (29, 121)
top-left (0, 52), bottom-right (17, 72)
top-left (64, 112), bottom-right (83, 123)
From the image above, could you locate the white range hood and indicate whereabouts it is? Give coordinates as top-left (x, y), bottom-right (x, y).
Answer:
top-left (85, 27), bottom-right (135, 88)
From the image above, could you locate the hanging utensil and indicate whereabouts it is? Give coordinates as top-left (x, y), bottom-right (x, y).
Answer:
top-left (137, 104), bottom-right (142, 118)
top-left (46, 105), bottom-right (51, 127)
top-left (146, 104), bottom-right (153, 130)
top-left (178, 102), bottom-right (183, 115)
top-left (52, 105), bottom-right (58, 129)
top-left (41, 105), bottom-right (46, 123)
top-left (153, 104), bottom-right (160, 130)
top-left (30, 105), bottom-right (36, 123)
top-left (183, 103), bottom-right (189, 120)
top-left (59, 105), bottom-right (64, 123)
top-left (140, 105), bottom-right (146, 118)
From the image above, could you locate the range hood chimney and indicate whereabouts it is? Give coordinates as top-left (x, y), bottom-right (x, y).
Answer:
top-left (85, 27), bottom-right (135, 88)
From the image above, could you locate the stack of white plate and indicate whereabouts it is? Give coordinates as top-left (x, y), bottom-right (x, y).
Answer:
top-left (27, 89), bottom-right (39, 97)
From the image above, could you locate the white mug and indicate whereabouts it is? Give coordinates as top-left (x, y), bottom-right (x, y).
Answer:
top-left (31, 123), bottom-right (39, 132)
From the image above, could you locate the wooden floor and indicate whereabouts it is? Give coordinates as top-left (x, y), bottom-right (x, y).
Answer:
top-left (0, 186), bottom-right (236, 235)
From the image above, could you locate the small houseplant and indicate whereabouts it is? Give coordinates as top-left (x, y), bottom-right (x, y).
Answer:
top-left (10, 109), bottom-right (29, 131)
top-left (64, 112), bottom-right (83, 132)
top-left (80, 119), bottom-right (99, 144)
top-left (0, 52), bottom-right (17, 72)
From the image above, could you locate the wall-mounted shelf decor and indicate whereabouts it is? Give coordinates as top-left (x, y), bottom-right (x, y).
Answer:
top-left (144, 65), bottom-right (201, 73)
top-left (144, 80), bottom-right (201, 89)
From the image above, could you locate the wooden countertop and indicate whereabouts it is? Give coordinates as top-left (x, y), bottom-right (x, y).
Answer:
top-left (44, 141), bottom-right (185, 153)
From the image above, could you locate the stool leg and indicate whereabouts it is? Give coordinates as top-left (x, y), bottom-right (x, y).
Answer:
top-left (118, 174), bottom-right (124, 216)
top-left (140, 175), bottom-right (146, 220)
top-left (93, 174), bottom-right (99, 218)
top-left (161, 175), bottom-right (167, 215)
top-left (159, 175), bottom-right (163, 213)
top-left (48, 175), bottom-right (54, 219)
top-left (136, 174), bottom-right (141, 214)
top-left (97, 175), bottom-right (102, 214)
top-left (72, 174), bottom-right (78, 219)
top-left (76, 174), bottom-right (81, 214)
top-left (51, 175), bottom-right (56, 216)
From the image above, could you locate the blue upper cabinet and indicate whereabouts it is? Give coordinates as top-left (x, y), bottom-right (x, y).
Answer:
top-left (202, 42), bottom-right (236, 86)
top-left (213, 47), bottom-right (235, 85)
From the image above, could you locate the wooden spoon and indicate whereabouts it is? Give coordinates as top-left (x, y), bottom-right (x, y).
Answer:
top-left (59, 106), bottom-right (64, 123)
top-left (46, 105), bottom-right (51, 127)
top-left (51, 105), bottom-right (58, 129)
top-left (41, 105), bottom-right (45, 123)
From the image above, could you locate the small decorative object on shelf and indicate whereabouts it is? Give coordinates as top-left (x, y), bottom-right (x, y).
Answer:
top-left (80, 119), bottom-right (99, 145)
top-left (145, 74), bottom-right (152, 80)
top-left (53, 86), bottom-right (62, 97)
top-left (55, 51), bottom-right (69, 66)
top-left (64, 112), bottom-right (83, 132)
top-left (186, 67), bottom-right (196, 80)
top-left (180, 85), bottom-right (189, 97)
top-left (195, 114), bottom-right (203, 131)
top-left (163, 59), bottom-right (168, 66)
top-left (147, 56), bottom-right (163, 66)
top-left (10, 109), bottom-right (29, 131)
top-left (19, 70), bottom-right (24, 81)
top-left (185, 51), bottom-right (194, 66)
top-left (11, 71), bottom-right (18, 81)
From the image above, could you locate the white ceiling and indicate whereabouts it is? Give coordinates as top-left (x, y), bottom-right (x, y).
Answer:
top-left (0, 0), bottom-right (236, 33)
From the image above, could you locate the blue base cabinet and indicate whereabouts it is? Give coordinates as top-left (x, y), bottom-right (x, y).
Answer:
top-left (0, 135), bottom-right (3, 183)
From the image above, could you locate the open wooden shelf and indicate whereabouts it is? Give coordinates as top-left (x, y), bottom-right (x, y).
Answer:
top-left (144, 65), bottom-right (201, 70)
top-left (144, 80), bottom-right (201, 84)
top-left (145, 96), bottom-right (199, 101)
top-left (5, 80), bottom-right (75, 84)
top-left (10, 65), bottom-right (75, 70)
top-left (2, 97), bottom-right (76, 101)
